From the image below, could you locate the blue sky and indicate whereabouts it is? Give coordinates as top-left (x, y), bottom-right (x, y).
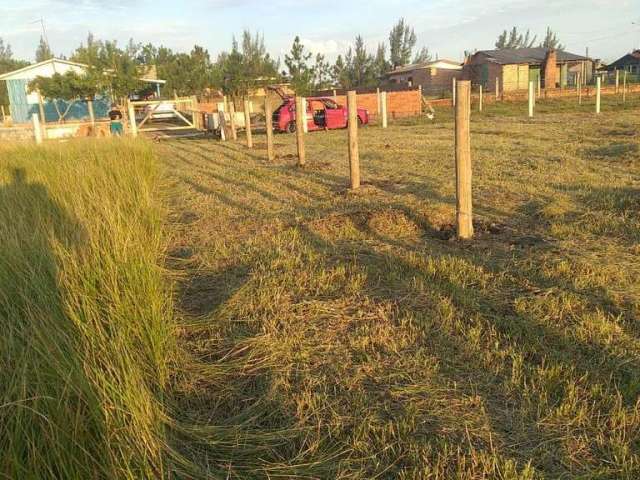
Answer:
top-left (2, 0), bottom-right (639, 64)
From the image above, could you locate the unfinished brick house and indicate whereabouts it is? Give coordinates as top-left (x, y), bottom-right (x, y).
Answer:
top-left (464, 48), bottom-right (594, 93)
top-left (386, 59), bottom-right (463, 96)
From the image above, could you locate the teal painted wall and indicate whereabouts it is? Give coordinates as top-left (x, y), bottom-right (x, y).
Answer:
top-left (6, 78), bottom-right (111, 124)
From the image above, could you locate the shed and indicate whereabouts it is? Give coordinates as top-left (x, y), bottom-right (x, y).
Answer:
top-left (0, 58), bottom-right (165, 124)
top-left (607, 50), bottom-right (640, 74)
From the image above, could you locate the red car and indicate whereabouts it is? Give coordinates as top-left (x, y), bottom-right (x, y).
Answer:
top-left (272, 96), bottom-right (369, 133)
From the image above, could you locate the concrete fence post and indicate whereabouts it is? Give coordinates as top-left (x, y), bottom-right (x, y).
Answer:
top-left (381, 91), bottom-right (388, 128)
top-left (127, 101), bottom-right (137, 138)
top-left (623, 71), bottom-right (627, 103)
top-left (376, 87), bottom-right (381, 115)
top-left (32, 113), bottom-right (43, 144)
top-left (455, 81), bottom-right (473, 240)
top-left (301, 97), bottom-right (309, 133)
top-left (295, 95), bottom-right (305, 166)
top-left (243, 99), bottom-right (253, 148)
top-left (615, 70), bottom-right (620, 94)
top-left (347, 91), bottom-right (360, 190)
top-left (495, 77), bottom-right (499, 102)
top-left (478, 85), bottom-right (483, 112)
top-left (595, 77), bottom-right (601, 114)
top-left (229, 101), bottom-right (237, 140)
top-left (452, 78), bottom-right (457, 107)
top-left (528, 81), bottom-right (535, 118)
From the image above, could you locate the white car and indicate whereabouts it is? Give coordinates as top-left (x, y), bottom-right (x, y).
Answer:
top-left (139, 102), bottom-right (176, 121)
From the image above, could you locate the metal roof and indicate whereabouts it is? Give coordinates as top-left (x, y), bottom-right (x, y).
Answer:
top-left (475, 48), bottom-right (588, 65)
top-left (388, 59), bottom-right (462, 75)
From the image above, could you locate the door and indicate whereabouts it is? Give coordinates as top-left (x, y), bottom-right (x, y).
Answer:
top-left (323, 99), bottom-right (347, 129)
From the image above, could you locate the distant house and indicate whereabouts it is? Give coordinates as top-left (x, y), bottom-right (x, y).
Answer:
top-left (607, 50), bottom-right (640, 73)
top-left (0, 58), bottom-right (165, 124)
top-left (464, 48), bottom-right (593, 93)
top-left (386, 59), bottom-right (463, 95)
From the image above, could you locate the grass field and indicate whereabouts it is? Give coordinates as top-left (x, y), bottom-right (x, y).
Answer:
top-left (1, 96), bottom-right (639, 479)
top-left (163, 99), bottom-right (640, 478)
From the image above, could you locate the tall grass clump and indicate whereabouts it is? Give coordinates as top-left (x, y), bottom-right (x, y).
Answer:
top-left (0, 139), bottom-right (174, 478)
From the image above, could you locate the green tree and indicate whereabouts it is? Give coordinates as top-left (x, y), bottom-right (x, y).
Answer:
top-left (35, 36), bottom-right (53, 63)
top-left (413, 46), bottom-right (431, 64)
top-left (313, 53), bottom-right (332, 90)
top-left (373, 43), bottom-right (390, 79)
top-left (495, 27), bottom-right (537, 49)
top-left (389, 18), bottom-right (417, 68)
top-left (540, 27), bottom-right (564, 50)
top-left (331, 54), bottom-right (349, 89)
top-left (349, 35), bottom-right (375, 87)
top-left (285, 36), bottom-right (314, 95)
top-left (29, 71), bottom-right (97, 122)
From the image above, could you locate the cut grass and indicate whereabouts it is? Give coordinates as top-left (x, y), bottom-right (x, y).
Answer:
top-left (162, 102), bottom-right (640, 478)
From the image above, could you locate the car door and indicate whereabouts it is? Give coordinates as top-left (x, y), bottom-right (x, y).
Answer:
top-left (323, 99), bottom-right (347, 129)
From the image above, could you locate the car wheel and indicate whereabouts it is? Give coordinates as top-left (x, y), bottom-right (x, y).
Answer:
top-left (286, 122), bottom-right (296, 133)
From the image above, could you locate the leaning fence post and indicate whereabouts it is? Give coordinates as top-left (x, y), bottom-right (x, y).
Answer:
top-left (455, 81), bottom-right (473, 240)
top-left (595, 77), bottom-right (601, 114)
top-left (127, 100), bottom-right (137, 138)
top-left (528, 81), bottom-right (534, 118)
top-left (32, 113), bottom-right (43, 144)
top-left (243, 99), bottom-right (253, 148)
top-left (381, 91), bottom-right (388, 128)
top-left (265, 96), bottom-right (275, 162)
top-left (347, 90), bottom-right (360, 190)
top-left (295, 95), bottom-right (305, 166)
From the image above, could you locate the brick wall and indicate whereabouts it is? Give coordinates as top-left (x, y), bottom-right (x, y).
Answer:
top-left (333, 89), bottom-right (421, 119)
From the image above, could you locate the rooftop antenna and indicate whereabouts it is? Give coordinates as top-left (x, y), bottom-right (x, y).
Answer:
top-left (31, 17), bottom-right (52, 59)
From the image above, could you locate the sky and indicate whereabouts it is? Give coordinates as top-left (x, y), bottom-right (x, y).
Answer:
top-left (1, 0), bottom-right (639, 65)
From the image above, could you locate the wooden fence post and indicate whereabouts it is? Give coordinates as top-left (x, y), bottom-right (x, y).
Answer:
top-left (300, 97), bottom-right (308, 133)
top-left (623, 71), bottom-right (627, 103)
top-left (265, 96), bottom-right (275, 162)
top-left (295, 95), bottom-right (305, 166)
top-left (229, 101), bottom-right (237, 140)
top-left (127, 101), bottom-right (137, 138)
top-left (478, 85), bottom-right (483, 112)
top-left (381, 91), bottom-right (388, 128)
top-left (376, 87), bottom-right (381, 115)
top-left (32, 113), bottom-right (43, 144)
top-left (223, 95), bottom-right (229, 113)
top-left (528, 81), bottom-right (534, 118)
top-left (615, 70), bottom-right (620, 94)
top-left (347, 91), bottom-right (360, 190)
top-left (537, 76), bottom-right (541, 98)
top-left (455, 81), bottom-right (473, 240)
top-left (595, 77), bottom-right (601, 114)
top-left (243, 99), bottom-right (253, 148)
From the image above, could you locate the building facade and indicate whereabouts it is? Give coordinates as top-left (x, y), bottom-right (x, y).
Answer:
top-left (386, 60), bottom-right (463, 96)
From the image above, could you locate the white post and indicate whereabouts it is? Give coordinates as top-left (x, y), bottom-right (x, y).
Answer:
top-left (528, 81), bottom-right (534, 118)
top-left (381, 91), bottom-right (388, 128)
top-left (615, 70), bottom-right (620, 94)
top-left (32, 113), bottom-right (43, 144)
top-left (495, 77), bottom-right (500, 101)
top-left (537, 76), bottom-right (541, 98)
top-left (596, 76), bottom-right (601, 114)
top-left (301, 96), bottom-right (308, 133)
top-left (128, 101), bottom-right (138, 138)
top-left (452, 78), bottom-right (457, 107)
top-left (478, 85), bottom-right (483, 112)
top-left (218, 112), bottom-right (226, 141)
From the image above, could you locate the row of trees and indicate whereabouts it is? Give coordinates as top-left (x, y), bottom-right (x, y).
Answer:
top-left (495, 27), bottom-right (565, 51)
top-left (1, 23), bottom-right (568, 119)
